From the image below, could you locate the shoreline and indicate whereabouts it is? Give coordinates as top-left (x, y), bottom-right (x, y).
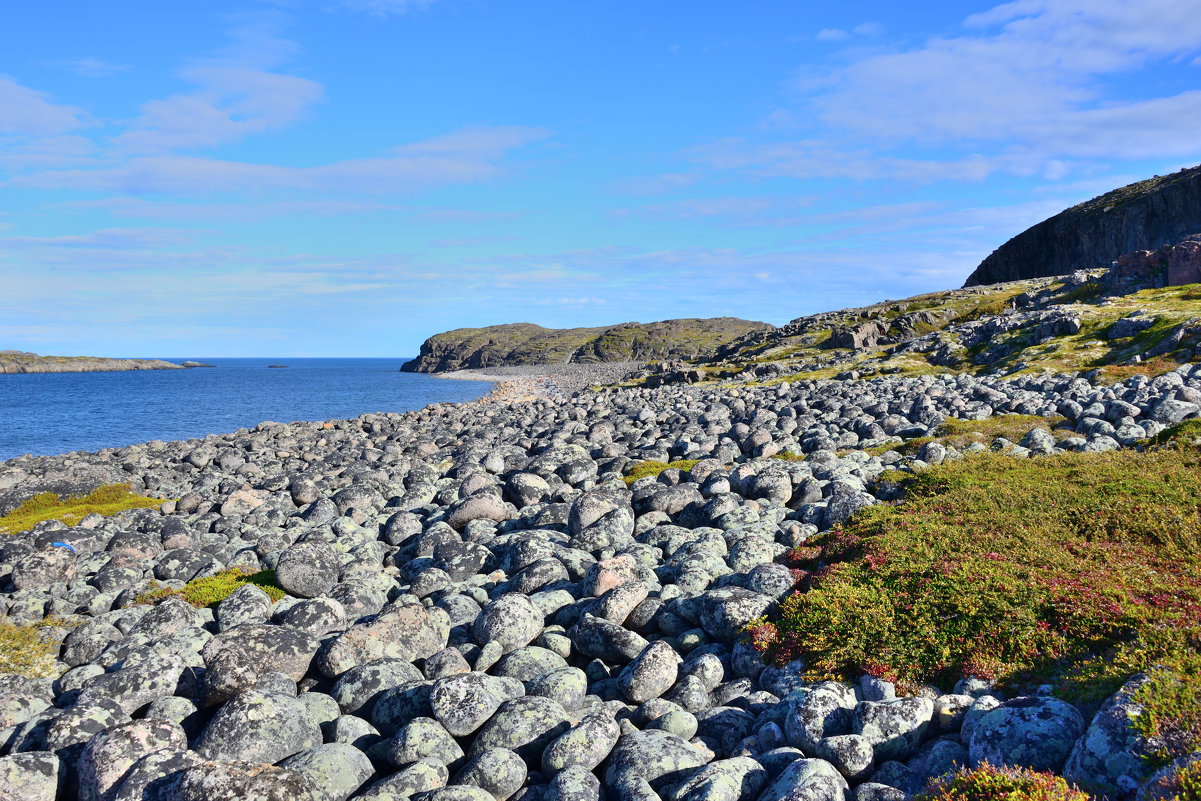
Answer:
top-left (434, 362), bottom-right (640, 401)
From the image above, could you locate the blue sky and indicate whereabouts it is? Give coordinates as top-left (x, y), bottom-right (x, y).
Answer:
top-left (3, 0), bottom-right (1201, 357)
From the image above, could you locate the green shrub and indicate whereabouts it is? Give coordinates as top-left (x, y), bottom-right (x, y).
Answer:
top-left (0, 483), bottom-right (164, 534)
top-left (751, 447), bottom-right (1201, 703)
top-left (138, 567), bottom-right (285, 608)
top-left (917, 763), bottom-right (1089, 801)
top-left (623, 459), bottom-right (701, 485)
top-left (1134, 654), bottom-right (1201, 768)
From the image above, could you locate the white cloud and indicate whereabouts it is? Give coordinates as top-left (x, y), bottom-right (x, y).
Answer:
top-left (0, 75), bottom-right (88, 135)
top-left (19, 126), bottom-right (551, 195)
top-left (113, 19), bottom-right (323, 154)
top-left (703, 0), bottom-right (1201, 185)
top-left (45, 58), bottom-right (129, 78)
top-left (340, 0), bottom-right (437, 16)
top-left (816, 29), bottom-right (849, 42)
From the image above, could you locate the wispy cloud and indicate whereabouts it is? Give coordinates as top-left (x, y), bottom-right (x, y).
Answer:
top-left (0, 75), bottom-right (89, 135)
top-left (698, 0), bottom-right (1201, 184)
top-left (19, 125), bottom-right (551, 195)
top-left (44, 58), bottom-right (130, 78)
top-left (340, 0), bottom-right (437, 16)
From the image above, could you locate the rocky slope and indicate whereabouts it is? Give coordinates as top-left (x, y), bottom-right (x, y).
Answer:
top-left (964, 164), bottom-right (1201, 286)
top-left (401, 319), bottom-right (773, 374)
top-left (626, 247), bottom-right (1200, 390)
top-left (0, 352), bottom-right (206, 375)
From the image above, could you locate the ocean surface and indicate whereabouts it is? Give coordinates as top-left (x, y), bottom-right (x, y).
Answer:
top-left (0, 358), bottom-right (491, 461)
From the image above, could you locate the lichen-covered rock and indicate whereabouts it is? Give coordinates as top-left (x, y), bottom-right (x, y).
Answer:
top-left (542, 711), bottom-right (621, 775)
top-left (814, 735), bottom-right (874, 783)
top-left (0, 752), bottom-right (63, 801)
top-left (785, 688), bottom-right (854, 755)
top-left (528, 667), bottom-right (588, 711)
top-left (77, 718), bottom-right (187, 801)
top-left (968, 695), bottom-right (1085, 773)
top-left (386, 717), bottom-right (465, 769)
top-left (77, 651), bottom-right (187, 714)
top-left (472, 594), bottom-right (544, 654)
top-left (195, 690), bottom-right (322, 764)
top-left (370, 680), bottom-right (434, 736)
top-left (280, 743), bottom-right (373, 801)
top-left (454, 747), bottom-right (528, 801)
top-left (109, 748), bottom-right (203, 801)
top-left (1063, 674), bottom-right (1155, 800)
top-left (200, 624), bottom-right (320, 706)
top-left (699, 588), bottom-right (773, 643)
top-left (853, 697), bottom-right (933, 762)
top-left (360, 759), bottom-right (448, 799)
top-left (276, 541), bottom-right (340, 598)
top-left (569, 614), bottom-right (649, 663)
top-left (215, 583), bottom-right (273, 632)
top-left (331, 659), bottom-right (424, 718)
top-left (603, 729), bottom-right (711, 791)
top-left (319, 604), bottom-right (449, 677)
top-left (545, 765), bottom-right (602, 801)
top-left (668, 756), bottom-right (768, 801)
top-left (471, 695), bottom-right (572, 763)
top-left (166, 760), bottom-right (320, 801)
top-left (618, 640), bottom-right (679, 703)
top-left (756, 757), bottom-right (849, 801)
top-left (429, 672), bottom-right (514, 737)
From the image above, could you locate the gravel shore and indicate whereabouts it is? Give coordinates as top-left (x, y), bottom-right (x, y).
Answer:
top-left (436, 363), bottom-right (640, 401)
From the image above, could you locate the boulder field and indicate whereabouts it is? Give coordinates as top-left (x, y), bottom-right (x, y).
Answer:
top-left (2, 364), bottom-right (1200, 801)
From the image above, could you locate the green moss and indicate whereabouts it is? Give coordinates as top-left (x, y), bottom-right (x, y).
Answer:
top-left (770, 451), bottom-right (806, 462)
top-left (917, 763), bottom-right (1089, 801)
top-left (138, 567), bottom-right (285, 608)
top-left (623, 459), bottom-right (701, 485)
top-left (752, 447), bottom-right (1201, 705)
top-left (0, 619), bottom-right (71, 678)
top-left (0, 484), bottom-right (165, 535)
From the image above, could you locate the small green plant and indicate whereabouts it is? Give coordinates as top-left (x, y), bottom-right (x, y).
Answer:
top-left (0, 484), bottom-right (164, 534)
top-left (138, 567), bottom-right (285, 608)
top-left (917, 763), bottom-right (1089, 801)
top-left (1141, 757), bottom-right (1201, 801)
top-left (770, 451), bottom-right (806, 462)
top-left (623, 459), bottom-right (701, 485)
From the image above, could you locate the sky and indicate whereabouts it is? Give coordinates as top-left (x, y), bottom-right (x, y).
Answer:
top-left (3, 1), bottom-right (1201, 357)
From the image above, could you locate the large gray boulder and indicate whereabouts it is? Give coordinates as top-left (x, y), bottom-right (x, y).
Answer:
top-left (969, 695), bottom-right (1085, 773)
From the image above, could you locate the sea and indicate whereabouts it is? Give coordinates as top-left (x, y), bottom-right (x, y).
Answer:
top-left (0, 358), bottom-right (491, 462)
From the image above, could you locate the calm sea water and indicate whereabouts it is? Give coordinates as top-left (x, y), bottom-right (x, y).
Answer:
top-left (0, 358), bottom-right (491, 461)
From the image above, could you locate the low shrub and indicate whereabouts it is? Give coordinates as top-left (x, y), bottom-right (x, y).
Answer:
top-left (1134, 654), bottom-right (1201, 768)
top-left (623, 459), bottom-right (701, 485)
top-left (138, 567), bottom-right (285, 608)
top-left (917, 763), bottom-right (1089, 801)
top-left (0, 483), bottom-right (163, 534)
top-left (751, 447), bottom-right (1201, 704)
top-left (1142, 756), bottom-right (1201, 801)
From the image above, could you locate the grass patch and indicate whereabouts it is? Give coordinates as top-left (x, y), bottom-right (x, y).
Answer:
top-left (623, 459), bottom-right (701, 485)
top-left (917, 763), bottom-right (1089, 801)
top-left (0, 620), bottom-right (72, 677)
top-left (137, 567), bottom-right (285, 608)
top-left (750, 447), bottom-right (1201, 713)
top-left (0, 484), bottom-right (163, 535)
top-left (770, 451), bottom-right (806, 462)
top-left (1134, 654), bottom-right (1201, 768)
top-left (863, 414), bottom-right (1069, 456)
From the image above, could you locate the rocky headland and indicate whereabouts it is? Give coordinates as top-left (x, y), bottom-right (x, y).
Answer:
top-left (0, 352), bottom-right (211, 375)
top-left (965, 164), bottom-right (1201, 286)
top-left (400, 319), bottom-right (773, 374)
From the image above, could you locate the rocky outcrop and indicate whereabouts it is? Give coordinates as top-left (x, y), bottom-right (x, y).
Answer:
top-left (401, 319), bottom-right (773, 373)
top-left (965, 165), bottom-right (1201, 286)
top-left (0, 352), bottom-right (206, 375)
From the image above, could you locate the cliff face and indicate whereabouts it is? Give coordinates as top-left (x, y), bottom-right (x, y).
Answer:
top-left (964, 165), bottom-right (1201, 286)
top-left (401, 318), bottom-right (774, 373)
top-left (0, 351), bottom-right (187, 374)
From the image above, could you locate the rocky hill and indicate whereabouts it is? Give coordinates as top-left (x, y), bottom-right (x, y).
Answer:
top-left (0, 351), bottom-right (204, 374)
top-left (965, 164), bottom-right (1201, 286)
top-left (401, 318), bottom-right (773, 373)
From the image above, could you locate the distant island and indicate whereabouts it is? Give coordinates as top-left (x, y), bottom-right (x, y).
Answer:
top-left (400, 317), bottom-right (773, 373)
top-left (0, 351), bottom-right (213, 374)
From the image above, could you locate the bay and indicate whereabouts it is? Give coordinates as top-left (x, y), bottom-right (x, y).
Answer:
top-left (0, 358), bottom-right (490, 461)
